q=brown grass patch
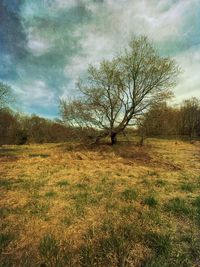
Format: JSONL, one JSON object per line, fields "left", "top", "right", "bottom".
{"left": 0, "top": 138, "right": 200, "bottom": 266}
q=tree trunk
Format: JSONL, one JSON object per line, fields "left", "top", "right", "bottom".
{"left": 111, "top": 133, "right": 117, "bottom": 145}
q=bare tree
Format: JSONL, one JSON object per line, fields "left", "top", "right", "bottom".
{"left": 179, "top": 97, "right": 200, "bottom": 139}
{"left": 60, "top": 36, "right": 180, "bottom": 145}
{"left": 0, "top": 82, "right": 13, "bottom": 108}
{"left": 140, "top": 101, "right": 180, "bottom": 136}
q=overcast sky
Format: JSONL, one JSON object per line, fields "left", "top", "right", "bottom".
{"left": 0, "top": 0, "right": 200, "bottom": 118}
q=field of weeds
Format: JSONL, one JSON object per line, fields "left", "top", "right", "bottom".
{"left": 0, "top": 138, "right": 200, "bottom": 266}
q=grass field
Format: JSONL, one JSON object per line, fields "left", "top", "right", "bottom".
{"left": 0, "top": 138, "right": 200, "bottom": 266}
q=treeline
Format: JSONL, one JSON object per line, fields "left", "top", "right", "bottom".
{"left": 141, "top": 97, "right": 200, "bottom": 138}
{"left": 0, "top": 108, "right": 90, "bottom": 145}
{"left": 0, "top": 97, "right": 199, "bottom": 145}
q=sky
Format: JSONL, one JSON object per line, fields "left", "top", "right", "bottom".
{"left": 0, "top": 0, "right": 200, "bottom": 118}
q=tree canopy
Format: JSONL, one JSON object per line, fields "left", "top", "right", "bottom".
{"left": 60, "top": 36, "right": 180, "bottom": 144}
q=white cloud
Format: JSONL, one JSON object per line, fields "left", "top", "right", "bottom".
{"left": 64, "top": 31, "right": 114, "bottom": 81}
{"left": 18, "top": 0, "right": 200, "bottom": 115}
{"left": 174, "top": 46, "right": 200, "bottom": 101}
{"left": 62, "top": 0, "right": 199, "bottom": 100}
{"left": 14, "top": 80, "right": 55, "bottom": 107}
{"left": 27, "top": 28, "right": 51, "bottom": 56}
{"left": 103, "top": 0, "right": 192, "bottom": 42}
{"left": 54, "top": 0, "right": 77, "bottom": 9}
{"left": 54, "top": 0, "right": 99, "bottom": 11}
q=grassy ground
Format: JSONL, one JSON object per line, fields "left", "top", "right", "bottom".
{"left": 0, "top": 138, "right": 200, "bottom": 266}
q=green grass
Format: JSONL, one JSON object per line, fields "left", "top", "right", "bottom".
{"left": 147, "top": 171, "right": 158, "bottom": 177}
{"left": 144, "top": 196, "right": 158, "bottom": 207}
{"left": 0, "top": 233, "right": 15, "bottom": 253}
{"left": 75, "top": 183, "right": 89, "bottom": 190}
{"left": 39, "top": 234, "right": 58, "bottom": 258}
{"left": 39, "top": 233, "right": 59, "bottom": 266}
{"left": 193, "top": 196, "right": 200, "bottom": 207}
{"left": 20, "top": 179, "right": 46, "bottom": 191}
{"left": 73, "top": 202, "right": 85, "bottom": 217}
{"left": 57, "top": 180, "right": 69, "bottom": 187}
{"left": 154, "top": 179, "right": 167, "bottom": 187}
{"left": 0, "top": 208, "right": 10, "bottom": 219}
{"left": 0, "top": 139, "right": 200, "bottom": 266}
{"left": 140, "top": 209, "right": 162, "bottom": 226}
{"left": 80, "top": 222, "right": 141, "bottom": 266}
{"left": 61, "top": 216, "right": 73, "bottom": 226}
{"left": 193, "top": 196, "right": 200, "bottom": 225}
{"left": 120, "top": 205, "right": 135, "bottom": 216}
{"left": 145, "top": 232, "right": 171, "bottom": 256}
{"left": 0, "top": 179, "right": 12, "bottom": 190}
{"left": 180, "top": 183, "right": 195, "bottom": 192}
{"left": 165, "top": 197, "right": 192, "bottom": 216}
{"left": 26, "top": 199, "right": 50, "bottom": 219}
{"left": 121, "top": 188, "right": 138, "bottom": 201}
{"left": 45, "top": 191, "right": 57, "bottom": 197}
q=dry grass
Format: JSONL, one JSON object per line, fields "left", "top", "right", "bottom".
{"left": 0, "top": 138, "right": 200, "bottom": 266}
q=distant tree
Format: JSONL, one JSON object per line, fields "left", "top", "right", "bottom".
{"left": 0, "top": 108, "right": 19, "bottom": 145}
{"left": 0, "top": 82, "right": 13, "bottom": 108}
{"left": 179, "top": 97, "right": 200, "bottom": 138}
{"left": 23, "top": 115, "right": 48, "bottom": 143}
{"left": 0, "top": 108, "right": 95, "bottom": 145}
{"left": 60, "top": 36, "right": 180, "bottom": 145}
{"left": 21, "top": 115, "right": 77, "bottom": 143}
{"left": 140, "top": 101, "right": 180, "bottom": 136}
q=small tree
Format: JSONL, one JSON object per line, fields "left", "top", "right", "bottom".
{"left": 0, "top": 82, "right": 13, "bottom": 109}
{"left": 60, "top": 36, "right": 180, "bottom": 145}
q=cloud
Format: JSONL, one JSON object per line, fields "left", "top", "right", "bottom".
{"left": 54, "top": 0, "right": 77, "bottom": 9}
{"left": 27, "top": 28, "right": 51, "bottom": 56}
{"left": 0, "top": 0, "right": 200, "bottom": 117}
{"left": 64, "top": 31, "right": 114, "bottom": 80}
{"left": 15, "top": 80, "right": 55, "bottom": 108}
{"left": 0, "top": 1, "right": 29, "bottom": 83}
{"left": 174, "top": 45, "right": 200, "bottom": 101}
